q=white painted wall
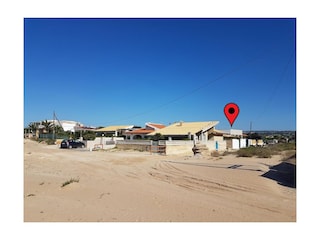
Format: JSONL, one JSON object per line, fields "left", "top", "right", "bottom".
{"left": 232, "top": 139, "right": 240, "bottom": 149}
{"left": 240, "top": 139, "right": 247, "bottom": 148}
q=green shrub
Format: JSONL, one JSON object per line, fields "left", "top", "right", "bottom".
{"left": 255, "top": 148, "right": 272, "bottom": 158}
{"left": 269, "top": 143, "right": 296, "bottom": 152}
{"left": 83, "top": 131, "right": 96, "bottom": 140}
{"left": 152, "top": 133, "right": 166, "bottom": 141}
{"left": 236, "top": 143, "right": 295, "bottom": 158}
{"left": 237, "top": 147, "right": 255, "bottom": 157}
{"left": 236, "top": 146, "right": 272, "bottom": 158}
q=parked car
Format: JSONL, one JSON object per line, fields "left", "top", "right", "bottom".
{"left": 60, "top": 139, "right": 85, "bottom": 149}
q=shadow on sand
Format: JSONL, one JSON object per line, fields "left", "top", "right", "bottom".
{"left": 261, "top": 161, "right": 296, "bottom": 188}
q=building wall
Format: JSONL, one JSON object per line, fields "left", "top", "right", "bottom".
{"left": 116, "top": 140, "right": 152, "bottom": 152}
{"left": 114, "top": 140, "right": 194, "bottom": 155}
{"left": 229, "top": 138, "right": 248, "bottom": 149}
{"left": 257, "top": 139, "right": 264, "bottom": 146}
{"left": 212, "top": 136, "right": 227, "bottom": 151}
{"left": 247, "top": 139, "right": 264, "bottom": 147}
{"left": 232, "top": 139, "right": 240, "bottom": 150}
{"left": 165, "top": 145, "right": 193, "bottom": 155}
{"left": 84, "top": 137, "right": 123, "bottom": 150}
{"left": 164, "top": 139, "right": 228, "bottom": 154}
{"left": 248, "top": 139, "right": 256, "bottom": 146}
{"left": 240, "top": 139, "right": 247, "bottom": 148}
{"left": 164, "top": 140, "right": 194, "bottom": 155}
{"left": 230, "top": 129, "right": 243, "bottom": 136}
{"left": 116, "top": 143, "right": 150, "bottom": 152}
{"left": 206, "top": 140, "right": 227, "bottom": 151}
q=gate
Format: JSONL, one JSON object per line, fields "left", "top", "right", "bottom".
{"left": 149, "top": 141, "right": 166, "bottom": 155}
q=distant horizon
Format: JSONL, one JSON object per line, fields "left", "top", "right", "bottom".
{"left": 24, "top": 115, "right": 296, "bottom": 132}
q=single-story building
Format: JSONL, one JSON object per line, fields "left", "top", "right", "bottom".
{"left": 95, "top": 125, "right": 140, "bottom": 137}
{"left": 47, "top": 119, "right": 84, "bottom": 132}
{"left": 217, "top": 129, "right": 245, "bottom": 150}
{"left": 124, "top": 122, "right": 166, "bottom": 140}
{"left": 148, "top": 121, "right": 219, "bottom": 142}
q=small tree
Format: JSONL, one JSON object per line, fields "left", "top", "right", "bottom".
{"left": 53, "top": 125, "right": 64, "bottom": 134}
{"left": 152, "top": 133, "right": 165, "bottom": 141}
{"left": 54, "top": 125, "right": 67, "bottom": 139}
{"left": 27, "top": 122, "right": 38, "bottom": 134}
{"left": 82, "top": 131, "right": 96, "bottom": 140}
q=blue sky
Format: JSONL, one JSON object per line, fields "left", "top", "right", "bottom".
{"left": 24, "top": 18, "right": 296, "bottom": 130}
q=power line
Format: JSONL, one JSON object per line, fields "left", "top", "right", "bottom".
{"left": 103, "top": 39, "right": 295, "bottom": 126}
{"left": 254, "top": 50, "right": 295, "bottom": 122}
{"left": 104, "top": 52, "right": 265, "bottom": 125}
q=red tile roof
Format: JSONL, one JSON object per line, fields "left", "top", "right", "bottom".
{"left": 125, "top": 123, "right": 166, "bottom": 135}
{"left": 146, "top": 123, "right": 166, "bottom": 129}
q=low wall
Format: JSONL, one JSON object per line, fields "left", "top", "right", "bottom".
{"left": 165, "top": 145, "right": 192, "bottom": 155}
{"left": 112, "top": 140, "right": 229, "bottom": 155}
{"left": 84, "top": 137, "right": 122, "bottom": 150}
{"left": 116, "top": 140, "right": 152, "bottom": 152}
{"left": 116, "top": 144, "right": 150, "bottom": 152}
{"left": 84, "top": 139, "right": 101, "bottom": 149}
{"left": 164, "top": 140, "right": 193, "bottom": 155}
{"left": 164, "top": 140, "right": 228, "bottom": 154}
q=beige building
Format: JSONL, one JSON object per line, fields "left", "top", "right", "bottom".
{"left": 148, "top": 121, "right": 219, "bottom": 142}
{"left": 95, "top": 125, "right": 139, "bottom": 137}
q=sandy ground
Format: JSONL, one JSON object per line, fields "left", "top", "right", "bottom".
{"left": 24, "top": 139, "right": 296, "bottom": 222}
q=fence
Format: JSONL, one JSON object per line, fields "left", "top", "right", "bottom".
{"left": 116, "top": 140, "right": 166, "bottom": 154}
{"left": 117, "top": 140, "right": 153, "bottom": 145}
{"left": 116, "top": 140, "right": 152, "bottom": 152}
{"left": 115, "top": 140, "right": 195, "bottom": 155}
{"left": 148, "top": 145, "right": 166, "bottom": 155}
{"left": 39, "top": 133, "right": 69, "bottom": 139}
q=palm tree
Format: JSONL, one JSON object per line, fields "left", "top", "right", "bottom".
{"left": 53, "top": 125, "right": 64, "bottom": 134}
{"left": 41, "top": 120, "right": 53, "bottom": 133}
{"left": 28, "top": 122, "right": 38, "bottom": 134}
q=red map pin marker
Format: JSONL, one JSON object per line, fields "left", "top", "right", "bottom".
{"left": 224, "top": 103, "right": 240, "bottom": 127}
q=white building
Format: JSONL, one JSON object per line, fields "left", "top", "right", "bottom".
{"left": 49, "top": 119, "right": 84, "bottom": 132}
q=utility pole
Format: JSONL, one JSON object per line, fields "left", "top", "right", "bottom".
{"left": 52, "top": 111, "right": 55, "bottom": 140}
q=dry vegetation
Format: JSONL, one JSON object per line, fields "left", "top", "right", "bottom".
{"left": 236, "top": 143, "right": 296, "bottom": 158}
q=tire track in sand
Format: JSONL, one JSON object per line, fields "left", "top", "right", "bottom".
{"left": 148, "top": 160, "right": 254, "bottom": 194}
